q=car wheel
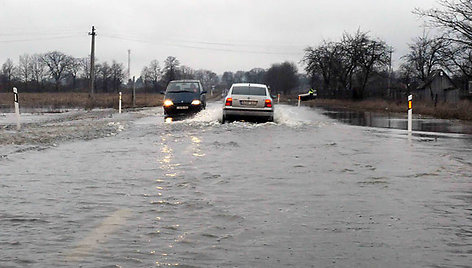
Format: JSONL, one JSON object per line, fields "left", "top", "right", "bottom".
{"left": 268, "top": 116, "right": 274, "bottom": 122}
{"left": 221, "top": 115, "right": 226, "bottom": 124}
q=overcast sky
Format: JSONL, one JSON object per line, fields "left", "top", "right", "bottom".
{"left": 0, "top": 0, "right": 439, "bottom": 76}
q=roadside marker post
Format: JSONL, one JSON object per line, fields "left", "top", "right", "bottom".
{"left": 298, "top": 95, "right": 301, "bottom": 107}
{"left": 119, "top": 92, "right": 122, "bottom": 114}
{"left": 277, "top": 94, "right": 280, "bottom": 104}
{"left": 13, "top": 87, "right": 20, "bottom": 130}
{"left": 408, "top": 94, "right": 412, "bottom": 133}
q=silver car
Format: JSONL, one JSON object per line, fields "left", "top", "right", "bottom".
{"left": 222, "top": 83, "right": 274, "bottom": 123}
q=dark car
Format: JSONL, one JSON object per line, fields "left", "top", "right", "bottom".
{"left": 163, "top": 80, "right": 207, "bottom": 120}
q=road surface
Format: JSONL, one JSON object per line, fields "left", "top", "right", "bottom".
{"left": 1, "top": 102, "right": 472, "bottom": 267}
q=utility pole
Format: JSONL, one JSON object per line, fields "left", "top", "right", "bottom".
{"left": 387, "top": 47, "right": 393, "bottom": 99}
{"left": 132, "top": 76, "right": 136, "bottom": 107}
{"left": 89, "top": 26, "right": 96, "bottom": 98}
{"left": 127, "top": 49, "right": 131, "bottom": 81}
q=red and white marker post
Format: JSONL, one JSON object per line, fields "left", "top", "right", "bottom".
{"left": 119, "top": 92, "right": 122, "bottom": 114}
{"left": 408, "top": 94, "right": 412, "bottom": 133}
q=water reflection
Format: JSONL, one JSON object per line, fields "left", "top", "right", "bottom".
{"left": 191, "top": 135, "right": 205, "bottom": 157}
{"left": 322, "top": 108, "right": 472, "bottom": 135}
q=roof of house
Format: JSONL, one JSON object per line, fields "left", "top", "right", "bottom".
{"left": 415, "top": 69, "right": 457, "bottom": 91}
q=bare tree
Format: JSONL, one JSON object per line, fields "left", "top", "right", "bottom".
{"left": 180, "top": 65, "right": 195, "bottom": 80}
{"left": 398, "top": 62, "right": 417, "bottom": 91}
{"left": 66, "top": 58, "right": 82, "bottom": 90}
{"left": 141, "top": 66, "right": 150, "bottom": 90}
{"left": 41, "top": 51, "right": 74, "bottom": 91}
{"left": 30, "top": 54, "right": 47, "bottom": 90}
{"left": 439, "top": 42, "right": 472, "bottom": 80}
{"left": 338, "top": 33, "right": 361, "bottom": 92}
{"left": 97, "top": 62, "right": 112, "bottom": 93}
{"left": 244, "top": 68, "right": 266, "bottom": 84}
{"left": 234, "top": 71, "right": 246, "bottom": 83}
{"left": 265, "top": 62, "right": 299, "bottom": 95}
{"left": 303, "top": 33, "right": 364, "bottom": 97}
{"left": 79, "top": 57, "right": 91, "bottom": 80}
{"left": 163, "top": 56, "right": 180, "bottom": 84}
{"left": 221, "top": 71, "right": 234, "bottom": 88}
{"left": 195, "top": 69, "right": 218, "bottom": 89}
{"left": 110, "top": 61, "right": 125, "bottom": 92}
{"left": 18, "top": 54, "right": 32, "bottom": 88}
{"left": 416, "top": 0, "right": 472, "bottom": 47}
{"left": 303, "top": 40, "right": 349, "bottom": 96}
{"left": 303, "top": 30, "right": 390, "bottom": 99}
{"left": 353, "top": 33, "right": 390, "bottom": 99}
{"left": 402, "top": 32, "right": 446, "bottom": 82}
{"left": 416, "top": 0, "right": 472, "bottom": 87}
{"left": 142, "top": 60, "right": 162, "bottom": 90}
{"left": 1, "top": 58, "right": 17, "bottom": 88}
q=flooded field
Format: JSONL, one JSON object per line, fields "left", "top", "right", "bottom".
{"left": 322, "top": 107, "right": 472, "bottom": 135}
{"left": 1, "top": 102, "right": 472, "bottom": 267}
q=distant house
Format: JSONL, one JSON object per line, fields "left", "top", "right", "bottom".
{"left": 413, "top": 70, "right": 460, "bottom": 104}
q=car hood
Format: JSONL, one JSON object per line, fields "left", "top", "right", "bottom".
{"left": 165, "top": 92, "right": 200, "bottom": 103}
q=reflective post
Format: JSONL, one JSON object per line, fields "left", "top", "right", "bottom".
{"left": 408, "top": 94, "right": 412, "bottom": 133}
{"left": 13, "top": 87, "right": 20, "bottom": 130}
{"left": 119, "top": 92, "right": 122, "bottom": 114}
{"left": 298, "top": 95, "right": 301, "bottom": 107}
{"left": 277, "top": 94, "right": 280, "bottom": 104}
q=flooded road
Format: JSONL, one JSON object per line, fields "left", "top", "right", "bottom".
{"left": 1, "top": 102, "right": 472, "bottom": 267}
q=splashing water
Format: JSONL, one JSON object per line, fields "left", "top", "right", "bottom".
{"left": 176, "top": 102, "right": 330, "bottom": 128}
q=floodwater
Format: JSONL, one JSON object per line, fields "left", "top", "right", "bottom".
{"left": 1, "top": 102, "right": 472, "bottom": 267}
{"left": 321, "top": 107, "right": 472, "bottom": 135}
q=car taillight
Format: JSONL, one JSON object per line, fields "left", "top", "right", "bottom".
{"left": 225, "top": 98, "right": 233, "bottom": 106}
{"left": 265, "top": 99, "right": 272, "bottom": 108}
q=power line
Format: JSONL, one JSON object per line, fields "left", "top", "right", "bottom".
{"left": 0, "top": 31, "right": 85, "bottom": 37}
{"left": 162, "top": 42, "right": 303, "bottom": 56}
{"left": 0, "top": 28, "right": 305, "bottom": 55}
{"left": 102, "top": 32, "right": 307, "bottom": 49}
{"left": 0, "top": 34, "right": 84, "bottom": 43}
{"left": 100, "top": 34, "right": 303, "bottom": 56}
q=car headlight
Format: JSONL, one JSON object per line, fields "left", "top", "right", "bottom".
{"left": 163, "top": 100, "right": 174, "bottom": 107}
{"left": 191, "top": 100, "right": 201, "bottom": 105}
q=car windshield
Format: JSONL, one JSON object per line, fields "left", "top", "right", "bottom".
{"left": 231, "top": 86, "right": 267, "bottom": 96}
{"left": 166, "top": 82, "right": 200, "bottom": 93}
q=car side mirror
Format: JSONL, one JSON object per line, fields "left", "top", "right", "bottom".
{"left": 201, "top": 91, "right": 207, "bottom": 94}
{"left": 160, "top": 91, "right": 165, "bottom": 95}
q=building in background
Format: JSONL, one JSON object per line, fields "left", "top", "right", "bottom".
{"left": 413, "top": 70, "right": 460, "bottom": 104}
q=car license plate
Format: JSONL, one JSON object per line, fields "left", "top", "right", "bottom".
{"left": 240, "top": 100, "right": 257, "bottom": 106}
{"left": 176, "top": 106, "right": 189, "bottom": 110}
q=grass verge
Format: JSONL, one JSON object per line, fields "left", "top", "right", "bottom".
{"left": 309, "top": 99, "right": 472, "bottom": 121}
{"left": 0, "top": 92, "right": 163, "bottom": 110}
{"left": 279, "top": 96, "right": 472, "bottom": 121}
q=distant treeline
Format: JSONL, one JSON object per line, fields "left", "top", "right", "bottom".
{"left": 303, "top": 0, "right": 472, "bottom": 100}
{"left": 0, "top": 52, "right": 307, "bottom": 96}
{"left": 1, "top": 0, "right": 471, "bottom": 101}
